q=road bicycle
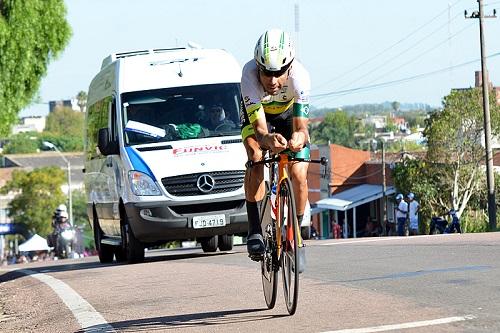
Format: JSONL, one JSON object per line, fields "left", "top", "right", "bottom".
{"left": 247, "top": 150, "right": 327, "bottom": 315}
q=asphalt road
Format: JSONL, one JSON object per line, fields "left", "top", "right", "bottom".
{"left": 1, "top": 232, "right": 499, "bottom": 333}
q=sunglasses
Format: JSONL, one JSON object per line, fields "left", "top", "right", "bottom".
{"left": 259, "top": 63, "right": 291, "bottom": 78}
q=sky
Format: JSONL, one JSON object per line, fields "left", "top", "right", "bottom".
{"left": 20, "top": 0, "right": 500, "bottom": 117}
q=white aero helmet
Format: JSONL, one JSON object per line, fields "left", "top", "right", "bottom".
{"left": 254, "top": 29, "right": 295, "bottom": 73}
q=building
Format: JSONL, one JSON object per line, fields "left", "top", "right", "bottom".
{"left": 308, "top": 144, "right": 399, "bottom": 239}
{"left": 11, "top": 116, "right": 46, "bottom": 134}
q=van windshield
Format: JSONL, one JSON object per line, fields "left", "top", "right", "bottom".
{"left": 121, "top": 83, "right": 241, "bottom": 146}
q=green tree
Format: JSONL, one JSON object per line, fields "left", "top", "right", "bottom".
{"left": 310, "top": 110, "right": 357, "bottom": 147}
{"left": 0, "top": 1, "right": 72, "bottom": 136}
{"left": 393, "top": 88, "right": 500, "bottom": 231}
{"left": 2, "top": 132, "right": 40, "bottom": 154}
{"left": 391, "top": 101, "right": 400, "bottom": 113}
{"left": 0, "top": 167, "right": 66, "bottom": 236}
{"left": 424, "top": 88, "right": 499, "bottom": 216}
{"left": 45, "top": 106, "right": 84, "bottom": 137}
{"left": 76, "top": 91, "right": 88, "bottom": 113}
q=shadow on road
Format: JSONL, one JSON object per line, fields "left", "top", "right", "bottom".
{"left": 76, "top": 308, "right": 287, "bottom": 332}
{"left": 0, "top": 250, "right": 240, "bottom": 283}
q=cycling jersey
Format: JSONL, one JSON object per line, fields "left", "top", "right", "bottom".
{"left": 240, "top": 59, "right": 311, "bottom": 141}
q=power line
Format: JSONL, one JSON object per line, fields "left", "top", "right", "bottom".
{"left": 311, "top": 51, "right": 500, "bottom": 99}
{"left": 315, "top": 11, "right": 465, "bottom": 104}
{"left": 313, "top": 0, "right": 466, "bottom": 91}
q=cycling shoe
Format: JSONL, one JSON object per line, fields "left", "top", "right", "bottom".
{"left": 247, "top": 233, "right": 265, "bottom": 260}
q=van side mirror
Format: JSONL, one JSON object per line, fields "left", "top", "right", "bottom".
{"left": 97, "top": 128, "right": 119, "bottom": 155}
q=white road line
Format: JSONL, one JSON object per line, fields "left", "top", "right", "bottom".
{"left": 321, "top": 315, "right": 476, "bottom": 333}
{"left": 19, "top": 269, "right": 115, "bottom": 333}
{"left": 318, "top": 234, "right": 450, "bottom": 246}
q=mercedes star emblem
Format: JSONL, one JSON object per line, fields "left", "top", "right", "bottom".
{"left": 197, "top": 174, "right": 215, "bottom": 193}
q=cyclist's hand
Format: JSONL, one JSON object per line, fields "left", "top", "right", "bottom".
{"left": 265, "top": 133, "right": 287, "bottom": 154}
{"left": 288, "top": 131, "right": 306, "bottom": 152}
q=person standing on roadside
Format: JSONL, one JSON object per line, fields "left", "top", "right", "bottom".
{"left": 395, "top": 194, "right": 408, "bottom": 236}
{"left": 407, "top": 192, "right": 420, "bottom": 235}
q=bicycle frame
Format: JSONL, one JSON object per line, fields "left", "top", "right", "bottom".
{"left": 272, "top": 153, "right": 296, "bottom": 260}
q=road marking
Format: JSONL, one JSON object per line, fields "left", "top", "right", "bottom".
{"left": 18, "top": 269, "right": 115, "bottom": 333}
{"left": 318, "top": 234, "right": 451, "bottom": 246}
{"left": 321, "top": 315, "right": 476, "bottom": 333}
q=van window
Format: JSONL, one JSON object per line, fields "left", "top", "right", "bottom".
{"left": 86, "top": 96, "right": 112, "bottom": 159}
{"left": 121, "top": 83, "right": 241, "bottom": 145}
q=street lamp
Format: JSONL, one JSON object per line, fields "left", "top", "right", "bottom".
{"left": 43, "top": 141, "right": 72, "bottom": 225}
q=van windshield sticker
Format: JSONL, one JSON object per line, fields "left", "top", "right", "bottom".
{"left": 125, "top": 120, "right": 165, "bottom": 139}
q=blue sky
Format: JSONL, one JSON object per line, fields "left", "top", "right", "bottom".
{"left": 21, "top": 0, "right": 500, "bottom": 117}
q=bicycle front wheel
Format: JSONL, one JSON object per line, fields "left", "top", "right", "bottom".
{"left": 260, "top": 182, "right": 278, "bottom": 309}
{"left": 279, "top": 177, "right": 299, "bottom": 315}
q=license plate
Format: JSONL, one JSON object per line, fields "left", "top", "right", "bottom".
{"left": 193, "top": 214, "right": 226, "bottom": 229}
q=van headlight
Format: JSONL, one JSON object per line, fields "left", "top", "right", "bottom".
{"left": 129, "top": 171, "right": 161, "bottom": 196}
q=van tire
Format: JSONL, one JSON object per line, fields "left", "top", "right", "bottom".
{"left": 126, "top": 224, "right": 145, "bottom": 264}
{"left": 218, "top": 234, "right": 233, "bottom": 251}
{"left": 200, "top": 236, "right": 218, "bottom": 252}
{"left": 93, "top": 208, "right": 114, "bottom": 263}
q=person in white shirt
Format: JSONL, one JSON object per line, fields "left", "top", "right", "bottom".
{"left": 407, "top": 192, "right": 420, "bottom": 235}
{"left": 395, "top": 193, "right": 408, "bottom": 236}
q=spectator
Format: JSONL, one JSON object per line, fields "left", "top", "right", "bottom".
{"left": 395, "top": 193, "right": 408, "bottom": 236}
{"left": 407, "top": 192, "right": 420, "bottom": 235}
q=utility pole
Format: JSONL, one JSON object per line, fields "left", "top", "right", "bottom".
{"left": 465, "top": 1, "right": 497, "bottom": 230}
{"left": 382, "top": 140, "right": 388, "bottom": 235}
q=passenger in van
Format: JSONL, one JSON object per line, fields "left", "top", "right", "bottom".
{"left": 240, "top": 29, "right": 311, "bottom": 272}
{"left": 207, "top": 106, "right": 235, "bottom": 130}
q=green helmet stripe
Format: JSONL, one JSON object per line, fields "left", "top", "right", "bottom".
{"left": 263, "top": 31, "right": 270, "bottom": 64}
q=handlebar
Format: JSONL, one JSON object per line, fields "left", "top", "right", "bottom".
{"left": 246, "top": 154, "right": 328, "bottom": 168}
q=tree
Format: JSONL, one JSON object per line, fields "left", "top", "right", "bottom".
{"left": 76, "top": 90, "right": 87, "bottom": 113}
{"left": 391, "top": 101, "right": 400, "bottom": 113}
{"left": 424, "top": 88, "right": 499, "bottom": 216}
{"left": 45, "top": 106, "right": 84, "bottom": 137}
{"left": 310, "top": 110, "right": 357, "bottom": 147}
{"left": 2, "top": 132, "right": 40, "bottom": 154}
{"left": 0, "top": 1, "right": 72, "bottom": 136}
{"left": 393, "top": 88, "right": 500, "bottom": 230}
{"left": 0, "top": 167, "right": 66, "bottom": 236}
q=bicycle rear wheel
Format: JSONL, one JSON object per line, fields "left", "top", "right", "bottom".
{"left": 260, "top": 182, "right": 278, "bottom": 309}
{"left": 280, "top": 177, "right": 299, "bottom": 315}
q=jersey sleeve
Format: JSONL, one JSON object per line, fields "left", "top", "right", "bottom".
{"left": 241, "top": 61, "right": 265, "bottom": 123}
{"left": 291, "top": 62, "right": 311, "bottom": 118}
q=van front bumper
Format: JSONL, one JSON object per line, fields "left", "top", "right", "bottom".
{"left": 124, "top": 199, "right": 248, "bottom": 243}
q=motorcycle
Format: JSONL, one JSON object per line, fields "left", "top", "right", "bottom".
{"left": 429, "top": 210, "right": 462, "bottom": 234}
{"left": 54, "top": 222, "right": 75, "bottom": 258}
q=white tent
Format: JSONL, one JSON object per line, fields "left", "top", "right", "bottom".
{"left": 18, "top": 234, "right": 50, "bottom": 252}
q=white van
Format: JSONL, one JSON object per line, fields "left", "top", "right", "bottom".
{"left": 84, "top": 47, "right": 248, "bottom": 264}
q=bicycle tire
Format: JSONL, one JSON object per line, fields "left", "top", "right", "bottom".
{"left": 260, "top": 181, "right": 278, "bottom": 309}
{"left": 279, "top": 177, "right": 299, "bottom": 315}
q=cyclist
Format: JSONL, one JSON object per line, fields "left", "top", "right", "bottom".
{"left": 240, "top": 29, "right": 311, "bottom": 271}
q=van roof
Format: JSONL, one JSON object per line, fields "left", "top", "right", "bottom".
{"left": 101, "top": 47, "right": 188, "bottom": 69}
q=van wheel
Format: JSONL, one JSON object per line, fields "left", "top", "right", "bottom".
{"left": 93, "top": 209, "right": 114, "bottom": 263}
{"left": 200, "top": 236, "right": 218, "bottom": 252}
{"left": 218, "top": 234, "right": 233, "bottom": 251}
{"left": 118, "top": 208, "right": 145, "bottom": 264}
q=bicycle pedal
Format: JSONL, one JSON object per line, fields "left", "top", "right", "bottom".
{"left": 248, "top": 253, "right": 264, "bottom": 262}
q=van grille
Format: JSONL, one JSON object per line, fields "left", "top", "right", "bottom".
{"left": 161, "top": 170, "right": 245, "bottom": 196}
